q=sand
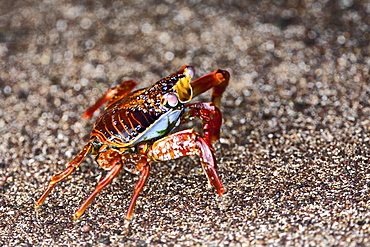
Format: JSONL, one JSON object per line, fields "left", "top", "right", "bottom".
{"left": 0, "top": 0, "right": 369, "bottom": 246}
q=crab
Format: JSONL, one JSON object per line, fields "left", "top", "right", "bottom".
{"left": 35, "top": 65, "right": 230, "bottom": 220}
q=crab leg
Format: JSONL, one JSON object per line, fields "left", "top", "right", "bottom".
{"left": 126, "top": 163, "right": 150, "bottom": 220}
{"left": 35, "top": 142, "right": 93, "bottom": 208}
{"left": 83, "top": 80, "right": 137, "bottom": 119}
{"left": 182, "top": 102, "right": 222, "bottom": 146}
{"left": 190, "top": 69, "right": 230, "bottom": 108}
{"left": 74, "top": 161, "right": 123, "bottom": 220}
{"left": 147, "top": 129, "right": 225, "bottom": 197}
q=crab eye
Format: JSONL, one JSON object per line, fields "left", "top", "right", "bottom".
{"left": 161, "top": 93, "right": 179, "bottom": 108}
{"left": 184, "top": 66, "right": 194, "bottom": 79}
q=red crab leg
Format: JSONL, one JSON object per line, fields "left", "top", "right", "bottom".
{"left": 182, "top": 102, "right": 222, "bottom": 146}
{"left": 83, "top": 80, "right": 137, "bottom": 119}
{"left": 147, "top": 129, "right": 225, "bottom": 197}
{"left": 190, "top": 69, "right": 230, "bottom": 108}
{"left": 74, "top": 161, "right": 123, "bottom": 220}
{"left": 35, "top": 142, "right": 93, "bottom": 208}
{"left": 126, "top": 163, "right": 150, "bottom": 220}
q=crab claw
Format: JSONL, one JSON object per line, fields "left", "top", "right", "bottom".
{"left": 195, "top": 136, "right": 225, "bottom": 196}
{"left": 147, "top": 129, "right": 225, "bottom": 196}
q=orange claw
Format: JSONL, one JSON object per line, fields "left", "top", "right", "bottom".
{"left": 147, "top": 129, "right": 225, "bottom": 197}
{"left": 181, "top": 102, "right": 222, "bottom": 147}
{"left": 196, "top": 136, "right": 225, "bottom": 196}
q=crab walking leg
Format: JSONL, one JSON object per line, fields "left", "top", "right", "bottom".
{"left": 74, "top": 161, "right": 123, "bottom": 220}
{"left": 147, "top": 129, "right": 225, "bottom": 197}
{"left": 190, "top": 69, "right": 230, "bottom": 108}
{"left": 126, "top": 163, "right": 150, "bottom": 220}
{"left": 182, "top": 102, "right": 222, "bottom": 146}
{"left": 82, "top": 80, "right": 137, "bottom": 119}
{"left": 35, "top": 142, "right": 93, "bottom": 208}
{"left": 195, "top": 136, "right": 225, "bottom": 196}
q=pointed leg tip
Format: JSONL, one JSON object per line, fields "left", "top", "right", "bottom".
{"left": 217, "top": 187, "right": 226, "bottom": 197}
{"left": 73, "top": 212, "right": 82, "bottom": 221}
{"left": 34, "top": 199, "right": 44, "bottom": 209}
{"left": 126, "top": 213, "right": 133, "bottom": 221}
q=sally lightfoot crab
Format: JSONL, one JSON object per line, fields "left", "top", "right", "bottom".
{"left": 35, "top": 65, "right": 230, "bottom": 220}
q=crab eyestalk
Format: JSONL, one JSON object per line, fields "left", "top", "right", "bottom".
{"left": 173, "top": 66, "right": 194, "bottom": 103}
